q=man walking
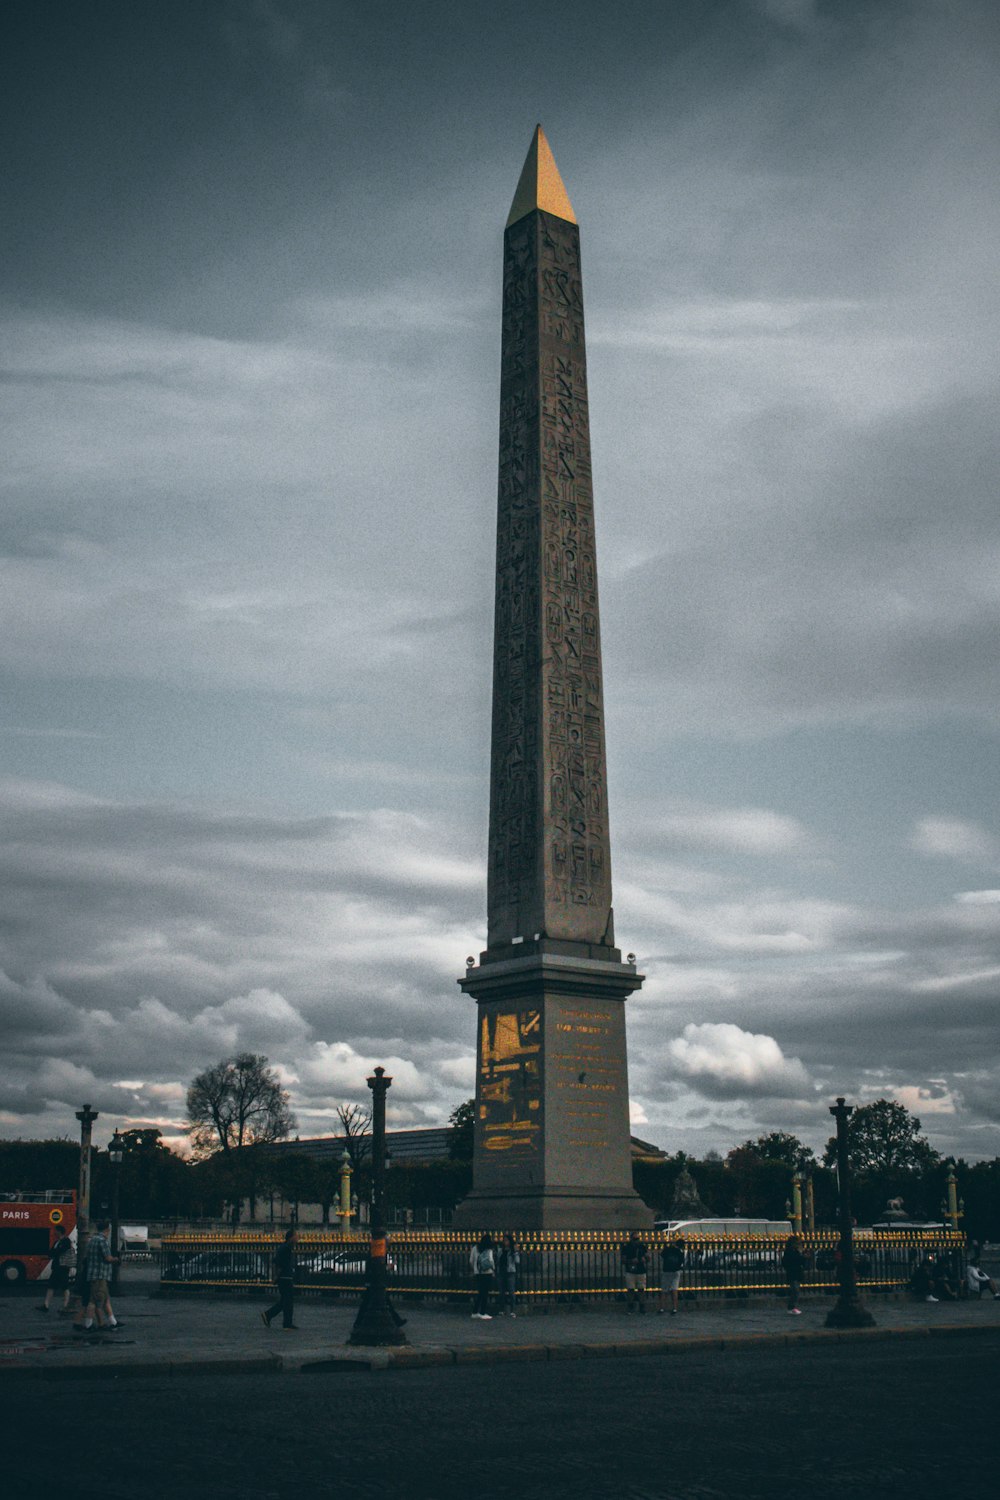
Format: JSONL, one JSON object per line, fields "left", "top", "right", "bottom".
{"left": 74, "top": 1219, "right": 121, "bottom": 1332}
{"left": 261, "top": 1228, "right": 299, "bottom": 1330}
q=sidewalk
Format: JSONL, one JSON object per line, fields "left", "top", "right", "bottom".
{"left": 3, "top": 1286, "right": 999, "bottom": 1381}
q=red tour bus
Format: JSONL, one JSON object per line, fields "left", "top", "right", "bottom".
{"left": 0, "top": 1191, "right": 77, "bottom": 1286}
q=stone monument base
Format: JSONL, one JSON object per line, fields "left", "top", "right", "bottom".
{"left": 452, "top": 1183, "right": 652, "bottom": 1231}
{"left": 456, "top": 948, "right": 652, "bottom": 1232}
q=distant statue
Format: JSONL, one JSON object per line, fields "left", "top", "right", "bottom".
{"left": 670, "top": 1166, "right": 710, "bottom": 1220}
{"left": 881, "top": 1196, "right": 909, "bottom": 1223}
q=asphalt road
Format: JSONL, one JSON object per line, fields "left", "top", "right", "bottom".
{"left": 6, "top": 1331, "right": 997, "bottom": 1499}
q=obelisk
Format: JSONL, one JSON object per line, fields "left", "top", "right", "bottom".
{"left": 455, "top": 127, "right": 650, "bottom": 1229}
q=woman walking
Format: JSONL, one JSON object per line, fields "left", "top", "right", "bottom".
{"left": 470, "top": 1232, "right": 496, "bottom": 1319}
{"left": 781, "top": 1233, "right": 806, "bottom": 1315}
{"left": 497, "top": 1233, "right": 520, "bottom": 1317}
{"left": 38, "top": 1225, "right": 75, "bottom": 1314}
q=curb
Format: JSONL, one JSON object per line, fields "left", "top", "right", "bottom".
{"left": 1, "top": 1321, "right": 997, "bottom": 1382}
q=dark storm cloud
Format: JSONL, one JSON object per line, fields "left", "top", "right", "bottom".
{"left": 1, "top": 1, "right": 998, "bottom": 1155}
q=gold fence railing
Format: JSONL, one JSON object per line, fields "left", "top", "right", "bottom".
{"left": 159, "top": 1228, "right": 965, "bottom": 1302}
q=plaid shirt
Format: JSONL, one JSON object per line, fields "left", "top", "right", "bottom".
{"left": 84, "top": 1232, "right": 112, "bottom": 1279}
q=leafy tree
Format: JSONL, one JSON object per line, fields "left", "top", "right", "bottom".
{"left": 186, "top": 1053, "right": 295, "bottom": 1158}
{"left": 93, "top": 1127, "right": 191, "bottom": 1219}
{"left": 267, "top": 1151, "right": 320, "bottom": 1222}
{"left": 0, "top": 1138, "right": 78, "bottom": 1191}
{"left": 447, "top": 1099, "right": 476, "bottom": 1163}
{"left": 822, "top": 1099, "right": 939, "bottom": 1176}
{"left": 731, "top": 1132, "right": 816, "bottom": 1171}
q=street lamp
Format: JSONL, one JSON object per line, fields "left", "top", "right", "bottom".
{"left": 73, "top": 1104, "right": 99, "bottom": 1311}
{"left": 108, "top": 1129, "right": 124, "bottom": 1287}
{"left": 338, "top": 1150, "right": 353, "bottom": 1231}
{"left": 824, "top": 1097, "right": 876, "bottom": 1329}
{"left": 349, "top": 1067, "right": 407, "bottom": 1347}
{"left": 943, "top": 1164, "right": 963, "bottom": 1235}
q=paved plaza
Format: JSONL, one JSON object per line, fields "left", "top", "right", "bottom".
{"left": 2, "top": 1273, "right": 998, "bottom": 1379}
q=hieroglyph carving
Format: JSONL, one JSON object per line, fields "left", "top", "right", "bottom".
{"left": 488, "top": 211, "right": 612, "bottom": 949}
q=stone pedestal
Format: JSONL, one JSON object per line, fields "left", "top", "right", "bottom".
{"left": 453, "top": 946, "right": 651, "bottom": 1229}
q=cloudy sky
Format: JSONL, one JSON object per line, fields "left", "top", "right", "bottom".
{"left": 2, "top": 0, "right": 998, "bottom": 1163}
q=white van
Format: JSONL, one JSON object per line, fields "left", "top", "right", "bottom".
{"left": 652, "top": 1217, "right": 791, "bottom": 1236}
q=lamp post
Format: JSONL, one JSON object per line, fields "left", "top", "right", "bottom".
{"left": 791, "top": 1172, "right": 804, "bottom": 1234}
{"left": 824, "top": 1097, "right": 876, "bottom": 1329}
{"left": 108, "top": 1129, "right": 124, "bottom": 1287}
{"left": 338, "top": 1150, "right": 353, "bottom": 1231}
{"left": 944, "top": 1165, "right": 962, "bottom": 1235}
{"left": 72, "top": 1104, "right": 99, "bottom": 1312}
{"left": 805, "top": 1174, "right": 816, "bottom": 1233}
{"left": 349, "top": 1067, "right": 407, "bottom": 1346}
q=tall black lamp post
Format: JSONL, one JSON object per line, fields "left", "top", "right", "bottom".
{"left": 349, "top": 1067, "right": 407, "bottom": 1346}
{"left": 73, "top": 1103, "right": 99, "bottom": 1308}
{"left": 824, "top": 1097, "right": 876, "bottom": 1328}
{"left": 108, "top": 1129, "right": 124, "bottom": 1287}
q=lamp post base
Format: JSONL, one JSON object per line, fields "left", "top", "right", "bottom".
{"left": 348, "top": 1307, "right": 408, "bottom": 1347}
{"left": 825, "top": 1297, "right": 877, "bottom": 1329}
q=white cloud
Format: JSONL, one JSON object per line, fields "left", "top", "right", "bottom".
{"left": 639, "top": 805, "right": 815, "bottom": 857}
{"left": 911, "top": 817, "right": 997, "bottom": 862}
{"left": 892, "top": 1084, "right": 956, "bottom": 1117}
{"left": 665, "top": 1022, "right": 814, "bottom": 1101}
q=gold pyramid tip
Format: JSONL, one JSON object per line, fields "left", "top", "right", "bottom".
{"left": 506, "top": 125, "right": 577, "bottom": 228}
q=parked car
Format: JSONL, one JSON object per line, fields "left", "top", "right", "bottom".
{"left": 163, "top": 1249, "right": 271, "bottom": 1282}
{"left": 298, "top": 1248, "right": 395, "bottom": 1283}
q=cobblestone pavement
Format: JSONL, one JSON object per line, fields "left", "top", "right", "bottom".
{"left": 1, "top": 1331, "right": 996, "bottom": 1500}
{"left": 1, "top": 1276, "right": 998, "bottom": 1377}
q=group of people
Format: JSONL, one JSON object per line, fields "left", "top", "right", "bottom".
{"left": 36, "top": 1218, "right": 123, "bottom": 1333}
{"left": 469, "top": 1232, "right": 520, "bottom": 1318}
{"left": 244, "top": 1226, "right": 998, "bottom": 1329}
{"left": 621, "top": 1231, "right": 685, "bottom": 1314}
{"left": 909, "top": 1251, "right": 999, "bottom": 1303}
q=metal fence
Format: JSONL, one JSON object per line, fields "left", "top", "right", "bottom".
{"left": 159, "top": 1228, "right": 965, "bottom": 1303}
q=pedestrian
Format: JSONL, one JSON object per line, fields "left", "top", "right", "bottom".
{"left": 622, "top": 1231, "right": 649, "bottom": 1313}
{"left": 38, "top": 1226, "right": 75, "bottom": 1314}
{"left": 966, "top": 1259, "right": 1000, "bottom": 1299}
{"left": 910, "top": 1254, "right": 937, "bottom": 1302}
{"left": 470, "top": 1232, "right": 496, "bottom": 1319}
{"left": 781, "top": 1233, "right": 806, "bottom": 1315}
{"left": 497, "top": 1233, "right": 520, "bottom": 1317}
{"left": 930, "top": 1253, "right": 958, "bottom": 1301}
{"left": 261, "top": 1227, "right": 299, "bottom": 1330}
{"left": 657, "top": 1235, "right": 685, "bottom": 1316}
{"left": 73, "top": 1219, "right": 121, "bottom": 1332}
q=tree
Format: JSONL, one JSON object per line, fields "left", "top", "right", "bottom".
{"left": 267, "top": 1152, "right": 321, "bottom": 1224}
{"left": 104, "top": 1127, "right": 191, "bottom": 1219}
{"left": 186, "top": 1054, "right": 295, "bottom": 1224}
{"left": 186, "top": 1053, "right": 295, "bottom": 1158}
{"left": 822, "top": 1099, "right": 940, "bottom": 1177}
{"left": 447, "top": 1099, "right": 476, "bottom": 1163}
{"left": 732, "top": 1132, "right": 816, "bottom": 1171}
{"left": 336, "top": 1102, "right": 372, "bottom": 1170}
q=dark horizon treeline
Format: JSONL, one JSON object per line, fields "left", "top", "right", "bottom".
{"left": 2, "top": 1132, "right": 999, "bottom": 1239}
